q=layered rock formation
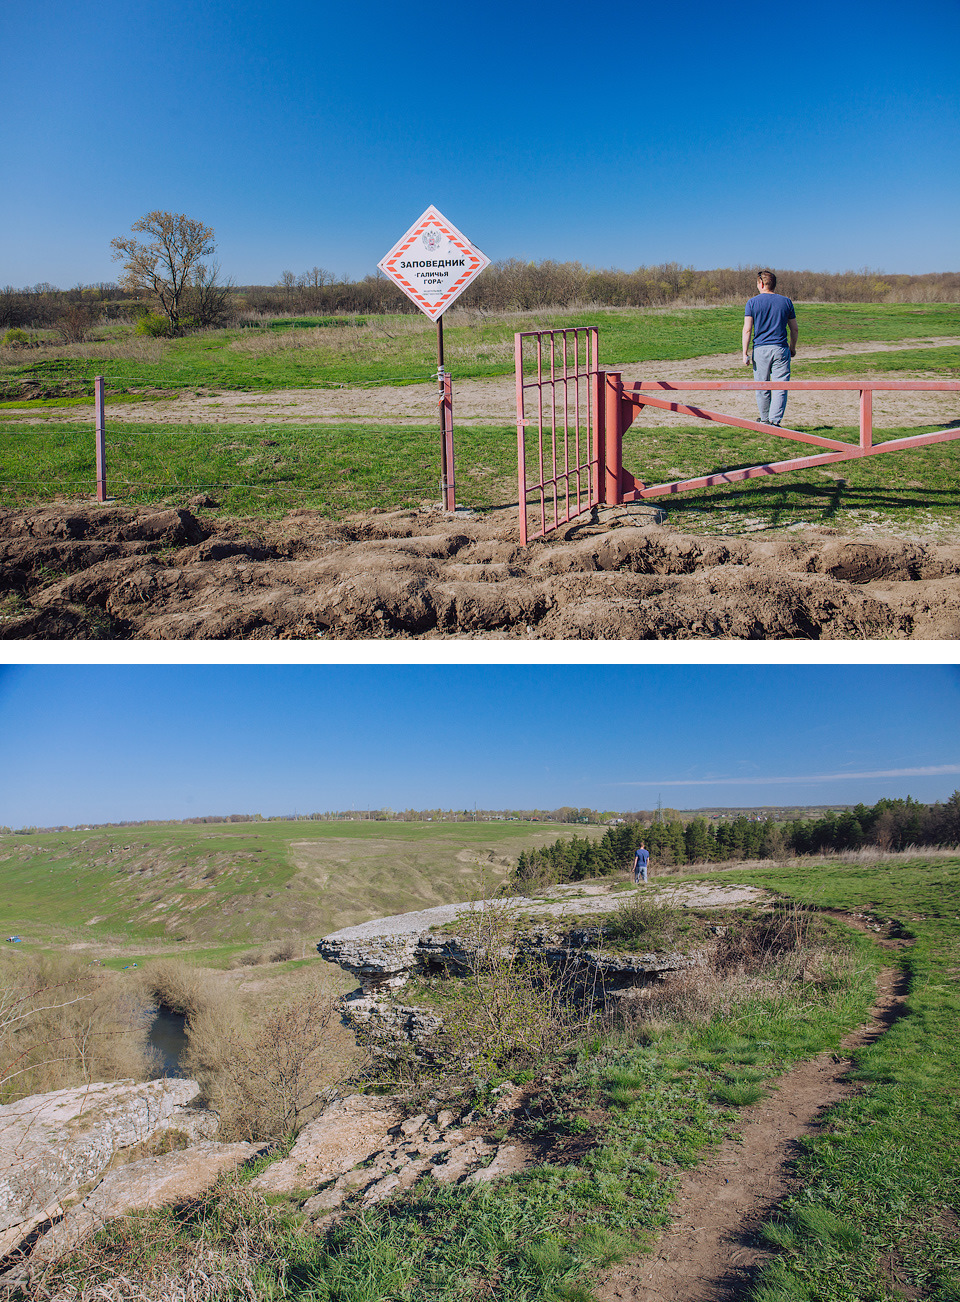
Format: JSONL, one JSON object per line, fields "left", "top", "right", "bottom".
{"left": 251, "top": 1086, "right": 531, "bottom": 1219}
{"left": 319, "top": 917, "right": 710, "bottom": 1062}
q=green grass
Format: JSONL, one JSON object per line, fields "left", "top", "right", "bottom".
{"left": 800, "top": 345, "right": 960, "bottom": 377}
{"left": 2, "top": 302, "right": 958, "bottom": 401}
{"left": 2, "top": 301, "right": 957, "bottom": 532}
{"left": 3, "top": 414, "right": 959, "bottom": 535}
{"left": 619, "top": 421, "right": 960, "bottom": 537}
{"left": 717, "top": 856, "right": 960, "bottom": 1302}
{"left": 0, "top": 819, "right": 603, "bottom": 950}
{"left": 0, "top": 420, "right": 520, "bottom": 517}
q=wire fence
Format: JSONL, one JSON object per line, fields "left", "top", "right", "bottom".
{"left": 4, "top": 359, "right": 439, "bottom": 391}
{"left": 0, "top": 376, "right": 508, "bottom": 516}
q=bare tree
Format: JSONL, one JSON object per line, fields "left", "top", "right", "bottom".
{"left": 185, "top": 261, "right": 235, "bottom": 329}
{"left": 111, "top": 211, "right": 216, "bottom": 336}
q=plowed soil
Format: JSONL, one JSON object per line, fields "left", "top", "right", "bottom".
{"left": 2, "top": 502, "right": 960, "bottom": 639}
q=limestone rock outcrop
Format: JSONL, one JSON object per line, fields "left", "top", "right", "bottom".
{"left": 251, "top": 1091, "right": 531, "bottom": 1217}
{"left": 0, "top": 1078, "right": 215, "bottom": 1260}
{"left": 252, "top": 1095, "right": 403, "bottom": 1195}
{"left": 319, "top": 919, "right": 709, "bottom": 1063}
{"left": 27, "top": 1141, "right": 263, "bottom": 1264}
{"left": 319, "top": 924, "right": 707, "bottom": 998}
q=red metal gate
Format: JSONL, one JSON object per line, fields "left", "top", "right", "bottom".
{"left": 516, "top": 327, "right": 960, "bottom": 537}
{"left": 515, "top": 326, "right": 600, "bottom": 544}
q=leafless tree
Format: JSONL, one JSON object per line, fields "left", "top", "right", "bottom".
{"left": 185, "top": 261, "right": 235, "bottom": 329}
{"left": 111, "top": 211, "right": 216, "bottom": 336}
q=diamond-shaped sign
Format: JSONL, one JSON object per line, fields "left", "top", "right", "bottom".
{"left": 377, "top": 207, "right": 490, "bottom": 320}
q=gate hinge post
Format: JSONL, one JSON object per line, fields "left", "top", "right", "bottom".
{"left": 604, "top": 371, "right": 624, "bottom": 505}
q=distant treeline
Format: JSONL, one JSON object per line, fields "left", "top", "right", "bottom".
{"left": 5, "top": 798, "right": 955, "bottom": 842}
{"left": 513, "top": 794, "right": 960, "bottom": 888}
{"left": 254, "top": 263, "right": 960, "bottom": 316}
{"left": 3, "top": 262, "right": 959, "bottom": 333}
{"left": 1, "top": 806, "right": 641, "bottom": 835}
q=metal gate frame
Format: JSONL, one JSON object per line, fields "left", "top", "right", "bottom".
{"left": 515, "top": 326, "right": 600, "bottom": 544}
{"left": 516, "top": 327, "right": 960, "bottom": 538}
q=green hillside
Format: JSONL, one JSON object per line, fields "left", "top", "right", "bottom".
{"left": 0, "top": 819, "right": 604, "bottom": 952}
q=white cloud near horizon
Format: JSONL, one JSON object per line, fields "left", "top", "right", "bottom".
{"left": 616, "top": 765, "right": 960, "bottom": 787}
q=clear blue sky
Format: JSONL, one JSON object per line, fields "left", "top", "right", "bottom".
{"left": 1, "top": 665, "right": 957, "bottom": 826}
{"left": 3, "top": 0, "right": 958, "bottom": 287}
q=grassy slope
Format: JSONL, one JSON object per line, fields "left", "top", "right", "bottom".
{"left": 0, "top": 820, "right": 603, "bottom": 955}
{"left": 19, "top": 854, "right": 960, "bottom": 1302}
{"left": 283, "top": 856, "right": 960, "bottom": 1302}
{"left": 730, "top": 855, "right": 960, "bottom": 1302}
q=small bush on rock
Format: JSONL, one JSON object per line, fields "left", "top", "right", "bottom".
{"left": 426, "top": 902, "right": 599, "bottom": 1078}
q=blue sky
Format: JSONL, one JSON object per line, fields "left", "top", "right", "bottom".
{"left": 1, "top": 665, "right": 957, "bottom": 826}
{"left": 3, "top": 0, "right": 958, "bottom": 287}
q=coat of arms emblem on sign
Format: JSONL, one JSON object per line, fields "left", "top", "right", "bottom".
{"left": 421, "top": 229, "right": 442, "bottom": 252}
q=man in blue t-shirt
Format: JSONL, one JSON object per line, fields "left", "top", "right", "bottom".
{"left": 634, "top": 842, "right": 649, "bottom": 885}
{"left": 742, "top": 269, "right": 798, "bottom": 427}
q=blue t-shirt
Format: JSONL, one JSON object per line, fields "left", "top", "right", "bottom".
{"left": 635, "top": 847, "right": 649, "bottom": 866}
{"left": 745, "top": 293, "right": 796, "bottom": 348}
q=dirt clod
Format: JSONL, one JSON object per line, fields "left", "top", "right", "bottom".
{"left": 2, "top": 503, "right": 959, "bottom": 639}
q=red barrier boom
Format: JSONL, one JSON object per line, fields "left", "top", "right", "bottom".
{"left": 605, "top": 375, "right": 960, "bottom": 503}
{"left": 516, "top": 327, "right": 959, "bottom": 540}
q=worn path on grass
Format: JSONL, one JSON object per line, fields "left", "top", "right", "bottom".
{"left": 595, "top": 957, "right": 909, "bottom": 1302}
{"left": 5, "top": 337, "right": 959, "bottom": 429}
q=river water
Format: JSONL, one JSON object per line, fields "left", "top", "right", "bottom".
{"left": 147, "top": 1006, "right": 188, "bottom": 1075}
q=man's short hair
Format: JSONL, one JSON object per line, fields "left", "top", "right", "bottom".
{"left": 757, "top": 269, "right": 777, "bottom": 289}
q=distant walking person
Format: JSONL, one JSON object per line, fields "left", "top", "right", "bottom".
{"left": 742, "top": 269, "right": 798, "bottom": 428}
{"left": 634, "top": 841, "right": 649, "bottom": 885}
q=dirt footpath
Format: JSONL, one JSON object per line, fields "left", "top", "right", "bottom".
{"left": 7, "top": 337, "right": 960, "bottom": 430}
{"left": 596, "top": 962, "right": 909, "bottom": 1302}
{"left": 2, "top": 502, "right": 960, "bottom": 639}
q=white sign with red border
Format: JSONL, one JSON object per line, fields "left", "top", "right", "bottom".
{"left": 377, "top": 207, "right": 490, "bottom": 320}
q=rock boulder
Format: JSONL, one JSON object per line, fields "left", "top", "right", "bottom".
{"left": 0, "top": 1078, "right": 214, "bottom": 1259}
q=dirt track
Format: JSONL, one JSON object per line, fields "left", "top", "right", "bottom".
{"left": 7, "top": 336, "right": 959, "bottom": 430}
{"left": 2, "top": 501, "right": 960, "bottom": 639}
{"left": 596, "top": 961, "right": 909, "bottom": 1302}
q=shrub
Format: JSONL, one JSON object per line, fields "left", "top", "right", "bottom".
{"left": 135, "top": 312, "right": 171, "bottom": 338}
{"left": 424, "top": 902, "right": 599, "bottom": 1079}
{"left": 138, "top": 958, "right": 208, "bottom": 1019}
{"left": 2, "top": 327, "right": 34, "bottom": 347}
{"left": 183, "top": 978, "right": 345, "bottom": 1141}
{"left": 56, "top": 302, "right": 98, "bottom": 343}
{"left": 714, "top": 901, "right": 817, "bottom": 975}
{"left": 602, "top": 895, "right": 686, "bottom": 951}
{"left": 0, "top": 955, "right": 157, "bottom": 1102}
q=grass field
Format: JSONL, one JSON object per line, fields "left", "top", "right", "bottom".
{"left": 0, "top": 819, "right": 604, "bottom": 957}
{"left": 3, "top": 415, "right": 957, "bottom": 537}
{"left": 2, "top": 302, "right": 958, "bottom": 399}
{"left": 28, "top": 853, "right": 960, "bottom": 1302}
{"left": 731, "top": 854, "right": 960, "bottom": 1302}
{"left": 1, "top": 301, "right": 956, "bottom": 532}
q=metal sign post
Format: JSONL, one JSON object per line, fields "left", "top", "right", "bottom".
{"left": 378, "top": 206, "right": 489, "bottom": 510}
